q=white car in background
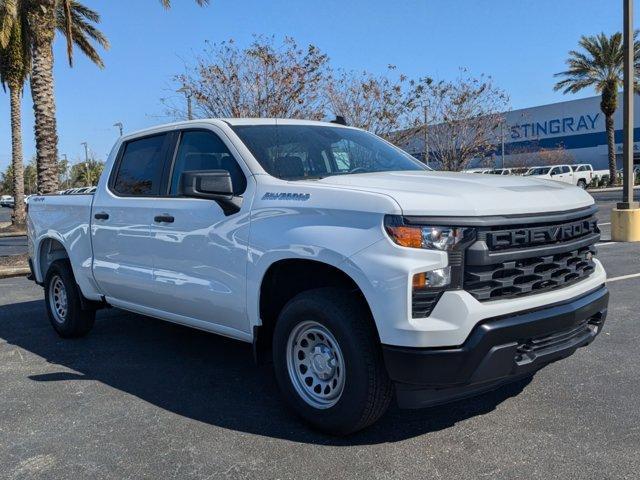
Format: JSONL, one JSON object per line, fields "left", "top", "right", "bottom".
{"left": 571, "top": 164, "right": 595, "bottom": 185}
{"left": 487, "top": 168, "right": 528, "bottom": 176}
{"left": 525, "top": 164, "right": 591, "bottom": 189}
{"left": 486, "top": 168, "right": 511, "bottom": 175}
{"left": 1, "top": 195, "right": 15, "bottom": 207}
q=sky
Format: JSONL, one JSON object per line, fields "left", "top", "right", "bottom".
{"left": 0, "top": 0, "right": 635, "bottom": 171}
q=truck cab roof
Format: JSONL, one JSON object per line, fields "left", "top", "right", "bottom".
{"left": 122, "top": 118, "right": 350, "bottom": 141}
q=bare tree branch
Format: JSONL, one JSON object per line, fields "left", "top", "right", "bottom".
{"left": 165, "top": 36, "right": 329, "bottom": 120}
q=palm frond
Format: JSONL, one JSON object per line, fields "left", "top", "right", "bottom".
{"left": 0, "top": 0, "right": 31, "bottom": 89}
{"left": 160, "top": 0, "right": 210, "bottom": 9}
{"left": 554, "top": 32, "right": 629, "bottom": 95}
{"left": 63, "top": 1, "right": 99, "bottom": 23}
{"left": 63, "top": 0, "right": 73, "bottom": 67}
{"left": 0, "top": 0, "right": 18, "bottom": 49}
{"left": 54, "top": 0, "right": 109, "bottom": 69}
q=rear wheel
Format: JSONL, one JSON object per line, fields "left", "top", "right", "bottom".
{"left": 577, "top": 179, "right": 587, "bottom": 189}
{"left": 44, "top": 260, "right": 95, "bottom": 338}
{"left": 272, "top": 288, "right": 393, "bottom": 435}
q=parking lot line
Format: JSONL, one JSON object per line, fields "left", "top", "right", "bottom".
{"left": 607, "top": 272, "right": 640, "bottom": 283}
{"left": 599, "top": 222, "right": 611, "bottom": 226}
{"left": 596, "top": 242, "right": 616, "bottom": 247}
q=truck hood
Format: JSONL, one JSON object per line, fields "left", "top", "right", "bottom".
{"left": 310, "top": 171, "right": 594, "bottom": 216}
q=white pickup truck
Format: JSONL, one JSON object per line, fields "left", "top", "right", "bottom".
{"left": 27, "top": 119, "right": 608, "bottom": 435}
{"left": 525, "top": 164, "right": 594, "bottom": 189}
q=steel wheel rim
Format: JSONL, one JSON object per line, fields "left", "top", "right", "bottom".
{"left": 49, "top": 275, "right": 68, "bottom": 324}
{"left": 286, "top": 320, "right": 346, "bottom": 409}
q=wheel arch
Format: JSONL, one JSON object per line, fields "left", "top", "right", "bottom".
{"left": 252, "top": 257, "right": 379, "bottom": 363}
{"left": 36, "top": 236, "right": 70, "bottom": 282}
{"left": 34, "top": 234, "right": 103, "bottom": 304}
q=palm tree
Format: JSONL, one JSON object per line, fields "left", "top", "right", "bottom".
{"left": 0, "top": 0, "right": 30, "bottom": 226}
{"left": 70, "top": 158, "right": 103, "bottom": 187}
{"left": 554, "top": 32, "right": 640, "bottom": 186}
{"left": 22, "top": 0, "right": 108, "bottom": 194}
{"left": 5, "top": 0, "right": 205, "bottom": 196}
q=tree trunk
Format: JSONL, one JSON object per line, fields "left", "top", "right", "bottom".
{"left": 605, "top": 114, "right": 617, "bottom": 186}
{"left": 29, "top": 0, "right": 59, "bottom": 194}
{"left": 9, "top": 85, "right": 26, "bottom": 226}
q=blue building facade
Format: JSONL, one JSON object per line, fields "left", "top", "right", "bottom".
{"left": 499, "top": 93, "right": 640, "bottom": 169}
{"left": 404, "top": 93, "right": 640, "bottom": 170}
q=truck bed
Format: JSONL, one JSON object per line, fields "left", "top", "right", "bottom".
{"left": 27, "top": 194, "right": 97, "bottom": 299}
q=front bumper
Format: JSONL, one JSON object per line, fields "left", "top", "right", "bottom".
{"left": 382, "top": 285, "right": 608, "bottom": 409}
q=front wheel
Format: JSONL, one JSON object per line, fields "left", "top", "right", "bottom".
{"left": 272, "top": 288, "right": 393, "bottom": 435}
{"left": 44, "top": 260, "right": 95, "bottom": 338}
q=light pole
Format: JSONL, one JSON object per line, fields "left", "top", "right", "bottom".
{"left": 177, "top": 86, "right": 193, "bottom": 120}
{"left": 612, "top": 0, "right": 640, "bottom": 241}
{"left": 621, "top": 0, "right": 638, "bottom": 209}
{"left": 81, "top": 142, "right": 90, "bottom": 187}
{"left": 61, "top": 154, "right": 68, "bottom": 189}
{"left": 500, "top": 121, "right": 506, "bottom": 168}
{"left": 423, "top": 105, "right": 429, "bottom": 167}
{"left": 113, "top": 122, "right": 124, "bottom": 136}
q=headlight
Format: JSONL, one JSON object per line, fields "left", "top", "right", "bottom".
{"left": 384, "top": 216, "right": 475, "bottom": 251}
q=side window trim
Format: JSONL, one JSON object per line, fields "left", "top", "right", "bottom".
{"left": 162, "top": 131, "right": 182, "bottom": 196}
{"left": 108, "top": 132, "right": 173, "bottom": 198}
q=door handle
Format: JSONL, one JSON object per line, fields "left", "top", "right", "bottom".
{"left": 154, "top": 215, "right": 174, "bottom": 223}
{"left": 94, "top": 212, "right": 109, "bottom": 220}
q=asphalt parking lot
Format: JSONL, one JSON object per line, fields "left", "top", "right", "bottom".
{"left": 1, "top": 194, "right": 639, "bottom": 479}
{"left": 0, "top": 207, "right": 12, "bottom": 229}
{"left": 0, "top": 236, "right": 27, "bottom": 256}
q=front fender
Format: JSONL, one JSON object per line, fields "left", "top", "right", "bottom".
{"left": 246, "top": 244, "right": 373, "bottom": 330}
{"left": 246, "top": 203, "right": 391, "bottom": 331}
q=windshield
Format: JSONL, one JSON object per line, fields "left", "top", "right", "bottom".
{"left": 231, "top": 124, "right": 429, "bottom": 180}
{"left": 526, "top": 167, "right": 551, "bottom": 176}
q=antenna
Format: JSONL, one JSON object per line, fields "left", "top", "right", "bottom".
{"left": 330, "top": 116, "right": 347, "bottom": 126}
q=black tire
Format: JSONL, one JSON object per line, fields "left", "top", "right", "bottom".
{"left": 44, "top": 259, "right": 95, "bottom": 338}
{"left": 272, "top": 288, "right": 393, "bottom": 435}
{"left": 577, "top": 179, "right": 587, "bottom": 189}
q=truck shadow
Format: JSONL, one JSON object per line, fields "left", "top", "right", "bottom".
{"left": 0, "top": 300, "right": 532, "bottom": 445}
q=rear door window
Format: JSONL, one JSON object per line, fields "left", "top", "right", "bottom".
{"left": 112, "top": 134, "right": 168, "bottom": 196}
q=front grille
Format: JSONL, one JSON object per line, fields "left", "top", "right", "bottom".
{"left": 465, "top": 246, "right": 596, "bottom": 301}
{"left": 464, "top": 211, "right": 599, "bottom": 302}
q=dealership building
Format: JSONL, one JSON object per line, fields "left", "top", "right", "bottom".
{"left": 409, "top": 92, "right": 640, "bottom": 170}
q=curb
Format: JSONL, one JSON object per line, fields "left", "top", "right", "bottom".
{"left": 0, "top": 266, "right": 29, "bottom": 279}
{"left": 588, "top": 186, "right": 640, "bottom": 193}
{"left": 0, "top": 231, "right": 26, "bottom": 238}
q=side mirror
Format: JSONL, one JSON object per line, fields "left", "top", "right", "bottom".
{"left": 181, "top": 170, "right": 242, "bottom": 214}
